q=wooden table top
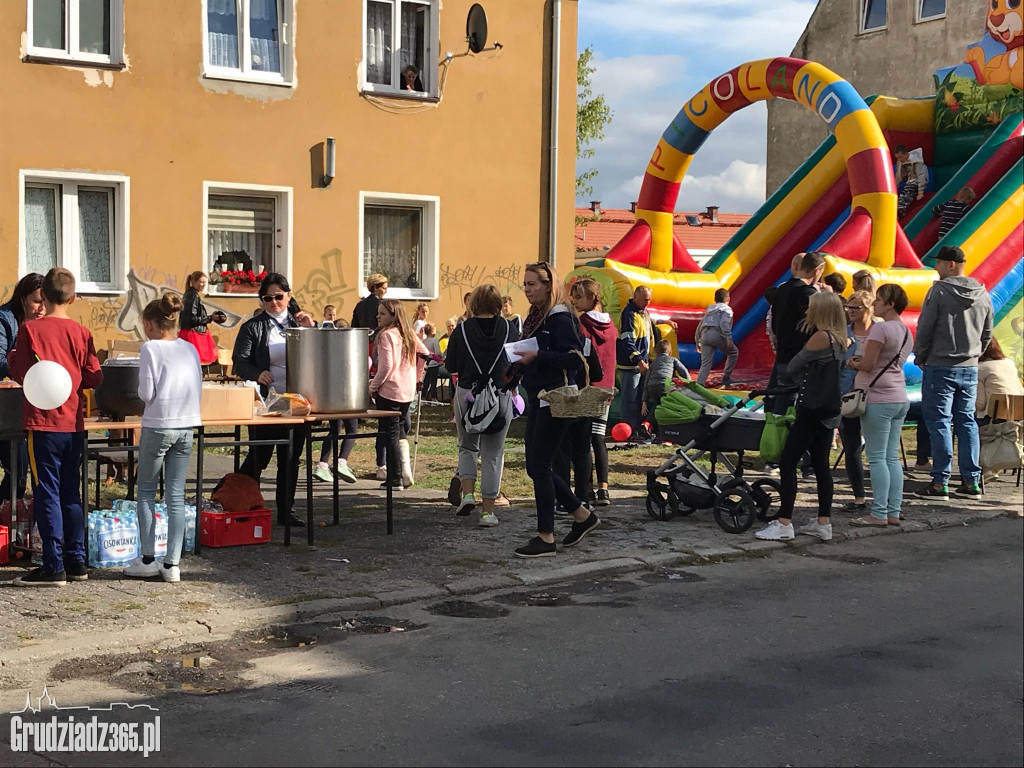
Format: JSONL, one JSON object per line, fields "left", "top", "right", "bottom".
{"left": 306, "top": 410, "right": 405, "bottom": 421}
{"left": 83, "top": 414, "right": 307, "bottom": 431}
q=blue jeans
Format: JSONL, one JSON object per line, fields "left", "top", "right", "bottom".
{"left": 137, "top": 427, "right": 193, "bottom": 566}
{"left": 922, "top": 366, "right": 981, "bottom": 486}
{"left": 861, "top": 402, "right": 909, "bottom": 520}
{"left": 28, "top": 431, "right": 85, "bottom": 574}
{"left": 618, "top": 369, "right": 643, "bottom": 429}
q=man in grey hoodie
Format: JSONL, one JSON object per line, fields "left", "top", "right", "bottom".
{"left": 914, "top": 245, "right": 993, "bottom": 501}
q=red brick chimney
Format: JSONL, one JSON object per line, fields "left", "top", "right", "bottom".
{"left": 630, "top": 201, "right": 638, "bottom": 214}
{"left": 705, "top": 205, "right": 719, "bottom": 223}
{"left": 590, "top": 200, "right": 602, "bottom": 216}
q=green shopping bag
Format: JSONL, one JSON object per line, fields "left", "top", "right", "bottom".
{"left": 759, "top": 407, "right": 795, "bottom": 464}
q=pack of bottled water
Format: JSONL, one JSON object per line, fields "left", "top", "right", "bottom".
{"left": 89, "top": 501, "right": 197, "bottom": 568}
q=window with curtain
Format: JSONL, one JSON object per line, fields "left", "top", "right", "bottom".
{"left": 28, "top": 0, "right": 120, "bottom": 63}
{"left": 207, "top": 194, "right": 278, "bottom": 284}
{"left": 206, "top": 0, "right": 290, "bottom": 82}
{"left": 917, "top": 0, "right": 945, "bottom": 21}
{"left": 23, "top": 179, "right": 120, "bottom": 290}
{"left": 861, "top": 0, "right": 886, "bottom": 32}
{"left": 364, "top": 0, "right": 435, "bottom": 94}
{"left": 363, "top": 206, "right": 423, "bottom": 290}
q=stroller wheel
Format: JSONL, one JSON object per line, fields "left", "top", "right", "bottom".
{"left": 646, "top": 493, "right": 671, "bottom": 521}
{"left": 750, "top": 478, "right": 783, "bottom": 522}
{"left": 713, "top": 486, "right": 757, "bottom": 534}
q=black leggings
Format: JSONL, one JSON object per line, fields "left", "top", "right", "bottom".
{"left": 240, "top": 424, "right": 308, "bottom": 520}
{"left": 525, "top": 400, "right": 582, "bottom": 533}
{"left": 375, "top": 396, "right": 410, "bottom": 481}
{"left": 780, "top": 410, "right": 835, "bottom": 519}
{"left": 839, "top": 416, "right": 865, "bottom": 499}
{"left": 590, "top": 418, "right": 609, "bottom": 487}
{"left": 320, "top": 418, "right": 358, "bottom": 463}
{"left": 554, "top": 418, "right": 593, "bottom": 500}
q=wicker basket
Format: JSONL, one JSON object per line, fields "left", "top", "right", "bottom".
{"left": 538, "top": 351, "right": 617, "bottom": 419}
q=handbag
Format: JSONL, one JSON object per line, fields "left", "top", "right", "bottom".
{"left": 840, "top": 328, "right": 909, "bottom": 418}
{"left": 538, "top": 350, "right": 618, "bottom": 419}
{"left": 978, "top": 420, "right": 1023, "bottom": 471}
{"left": 797, "top": 333, "right": 842, "bottom": 412}
{"left": 759, "top": 407, "right": 796, "bottom": 463}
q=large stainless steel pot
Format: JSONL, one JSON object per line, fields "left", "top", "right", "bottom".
{"left": 285, "top": 327, "right": 371, "bottom": 412}
{"left": 94, "top": 358, "right": 145, "bottom": 421}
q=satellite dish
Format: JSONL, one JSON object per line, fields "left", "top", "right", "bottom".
{"left": 466, "top": 3, "right": 488, "bottom": 54}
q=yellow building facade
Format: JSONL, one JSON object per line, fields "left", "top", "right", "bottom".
{"left": 1, "top": 0, "right": 579, "bottom": 347}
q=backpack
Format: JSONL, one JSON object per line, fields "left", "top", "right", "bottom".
{"left": 460, "top": 320, "right": 511, "bottom": 435}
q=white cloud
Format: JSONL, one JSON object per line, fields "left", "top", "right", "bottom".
{"left": 589, "top": 53, "right": 688, "bottom": 104}
{"left": 678, "top": 159, "right": 766, "bottom": 212}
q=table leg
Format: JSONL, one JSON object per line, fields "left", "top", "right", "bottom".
{"left": 283, "top": 434, "right": 292, "bottom": 547}
{"left": 386, "top": 415, "right": 394, "bottom": 536}
{"left": 126, "top": 429, "right": 136, "bottom": 501}
{"left": 195, "top": 427, "right": 205, "bottom": 556}
{"left": 332, "top": 420, "right": 340, "bottom": 526}
{"left": 81, "top": 431, "right": 89, "bottom": 563}
{"left": 305, "top": 425, "right": 314, "bottom": 546}
{"left": 233, "top": 425, "right": 241, "bottom": 473}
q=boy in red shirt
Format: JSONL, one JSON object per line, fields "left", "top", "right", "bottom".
{"left": 9, "top": 268, "right": 102, "bottom": 587}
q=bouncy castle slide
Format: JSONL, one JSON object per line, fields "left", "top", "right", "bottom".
{"left": 569, "top": 51, "right": 1023, "bottom": 381}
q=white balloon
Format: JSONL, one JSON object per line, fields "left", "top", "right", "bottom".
{"left": 23, "top": 361, "right": 73, "bottom": 410}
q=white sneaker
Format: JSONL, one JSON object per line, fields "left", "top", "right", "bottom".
{"left": 799, "top": 520, "right": 833, "bottom": 541}
{"left": 375, "top": 465, "right": 388, "bottom": 481}
{"left": 124, "top": 557, "right": 162, "bottom": 578}
{"left": 755, "top": 520, "right": 794, "bottom": 541}
{"left": 160, "top": 564, "right": 180, "bottom": 583}
{"left": 478, "top": 512, "right": 499, "bottom": 527}
{"left": 765, "top": 466, "right": 780, "bottom": 478}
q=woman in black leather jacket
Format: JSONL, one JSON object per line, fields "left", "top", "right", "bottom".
{"left": 179, "top": 271, "right": 227, "bottom": 365}
{"left": 232, "top": 273, "right": 314, "bottom": 528}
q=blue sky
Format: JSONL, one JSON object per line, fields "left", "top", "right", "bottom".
{"left": 576, "top": 0, "right": 819, "bottom": 214}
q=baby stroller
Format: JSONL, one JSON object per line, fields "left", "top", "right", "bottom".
{"left": 645, "top": 388, "right": 788, "bottom": 534}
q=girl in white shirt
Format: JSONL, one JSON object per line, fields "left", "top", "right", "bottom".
{"left": 124, "top": 294, "right": 202, "bottom": 584}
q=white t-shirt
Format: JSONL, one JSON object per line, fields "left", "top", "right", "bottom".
{"left": 413, "top": 319, "right": 427, "bottom": 338}
{"left": 138, "top": 338, "right": 203, "bottom": 429}
{"left": 267, "top": 310, "right": 289, "bottom": 393}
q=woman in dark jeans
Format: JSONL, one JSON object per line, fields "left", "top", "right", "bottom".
{"left": 513, "top": 262, "right": 600, "bottom": 558}
{"left": 232, "top": 273, "right": 315, "bottom": 527}
{"left": 838, "top": 289, "right": 875, "bottom": 512}
{"left": 756, "top": 292, "right": 847, "bottom": 543}
{"left": 0, "top": 273, "right": 46, "bottom": 516}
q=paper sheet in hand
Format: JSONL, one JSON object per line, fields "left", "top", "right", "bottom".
{"left": 504, "top": 337, "right": 539, "bottom": 363}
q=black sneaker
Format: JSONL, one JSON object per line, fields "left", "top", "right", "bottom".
{"left": 276, "top": 512, "right": 307, "bottom": 527}
{"left": 447, "top": 475, "right": 461, "bottom": 507}
{"left": 378, "top": 480, "right": 404, "bottom": 491}
{"left": 13, "top": 567, "right": 67, "bottom": 588}
{"left": 562, "top": 513, "right": 601, "bottom": 547}
{"left": 596, "top": 489, "right": 611, "bottom": 507}
{"left": 65, "top": 562, "right": 89, "bottom": 582}
{"left": 514, "top": 537, "right": 557, "bottom": 558}
{"left": 801, "top": 467, "right": 815, "bottom": 479}
{"left": 915, "top": 484, "right": 949, "bottom": 501}
{"left": 841, "top": 500, "right": 868, "bottom": 512}
{"left": 954, "top": 483, "right": 983, "bottom": 498}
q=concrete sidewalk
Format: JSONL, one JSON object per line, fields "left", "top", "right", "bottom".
{"left": 1, "top": 452, "right": 1020, "bottom": 681}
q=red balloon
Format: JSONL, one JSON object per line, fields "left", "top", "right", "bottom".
{"left": 610, "top": 422, "right": 632, "bottom": 442}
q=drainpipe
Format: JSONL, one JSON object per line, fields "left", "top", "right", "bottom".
{"left": 547, "top": 0, "right": 561, "bottom": 264}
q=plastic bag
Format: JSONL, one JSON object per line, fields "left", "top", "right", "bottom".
{"left": 979, "top": 421, "right": 1023, "bottom": 471}
{"left": 257, "top": 388, "right": 312, "bottom": 417}
{"left": 759, "top": 407, "right": 795, "bottom": 464}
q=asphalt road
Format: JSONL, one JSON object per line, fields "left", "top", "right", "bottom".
{"left": 8, "top": 519, "right": 1023, "bottom": 767}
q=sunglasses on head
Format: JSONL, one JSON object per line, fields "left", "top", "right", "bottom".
{"left": 261, "top": 293, "right": 287, "bottom": 303}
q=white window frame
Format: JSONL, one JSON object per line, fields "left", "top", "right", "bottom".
{"left": 25, "top": 0, "right": 125, "bottom": 66}
{"left": 916, "top": 0, "right": 946, "bottom": 23}
{"left": 358, "top": 191, "right": 440, "bottom": 301}
{"left": 361, "top": 0, "right": 440, "bottom": 97}
{"left": 18, "top": 170, "right": 129, "bottom": 294}
{"left": 858, "top": 0, "right": 887, "bottom": 34}
{"left": 202, "top": 181, "right": 293, "bottom": 297}
{"left": 202, "top": 0, "right": 296, "bottom": 86}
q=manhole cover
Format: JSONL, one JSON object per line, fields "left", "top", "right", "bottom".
{"left": 426, "top": 600, "right": 511, "bottom": 619}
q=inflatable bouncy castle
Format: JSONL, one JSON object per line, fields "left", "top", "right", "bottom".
{"left": 569, "top": 4, "right": 1024, "bottom": 384}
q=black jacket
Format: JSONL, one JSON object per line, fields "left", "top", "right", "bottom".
{"left": 232, "top": 311, "right": 301, "bottom": 396}
{"left": 445, "top": 316, "right": 519, "bottom": 390}
{"left": 180, "top": 288, "right": 214, "bottom": 334}
{"left": 520, "top": 305, "right": 584, "bottom": 399}
{"left": 771, "top": 278, "right": 816, "bottom": 365}
{"left": 351, "top": 294, "right": 381, "bottom": 334}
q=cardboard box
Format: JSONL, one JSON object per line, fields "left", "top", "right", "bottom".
{"left": 200, "top": 384, "right": 257, "bottom": 421}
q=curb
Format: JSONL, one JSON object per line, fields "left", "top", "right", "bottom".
{"left": 2, "top": 507, "right": 1016, "bottom": 672}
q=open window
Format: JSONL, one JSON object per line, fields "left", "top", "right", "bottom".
{"left": 859, "top": 0, "right": 886, "bottom": 34}
{"left": 20, "top": 171, "right": 129, "bottom": 293}
{"left": 359, "top": 192, "right": 440, "bottom": 300}
{"left": 26, "top": 0, "right": 124, "bottom": 66}
{"left": 204, "top": 0, "right": 295, "bottom": 85}
{"left": 363, "top": 0, "right": 438, "bottom": 97}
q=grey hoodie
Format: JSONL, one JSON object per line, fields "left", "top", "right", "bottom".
{"left": 914, "top": 276, "right": 993, "bottom": 367}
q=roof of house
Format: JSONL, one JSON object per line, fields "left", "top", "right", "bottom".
{"left": 574, "top": 206, "right": 752, "bottom": 256}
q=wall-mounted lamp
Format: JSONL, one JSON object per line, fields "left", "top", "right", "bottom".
{"left": 322, "top": 137, "right": 336, "bottom": 187}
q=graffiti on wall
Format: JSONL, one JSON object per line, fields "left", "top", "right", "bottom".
{"left": 293, "top": 248, "right": 355, "bottom": 317}
{"left": 116, "top": 269, "right": 244, "bottom": 340}
{"left": 439, "top": 261, "right": 525, "bottom": 300}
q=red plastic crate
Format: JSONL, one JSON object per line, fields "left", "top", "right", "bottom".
{"left": 200, "top": 507, "right": 272, "bottom": 548}
{"left": 0, "top": 525, "right": 8, "bottom": 564}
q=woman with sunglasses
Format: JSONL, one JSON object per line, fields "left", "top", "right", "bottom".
{"left": 838, "top": 289, "right": 875, "bottom": 513}
{"left": 232, "top": 273, "right": 315, "bottom": 528}
{"left": 512, "top": 262, "right": 600, "bottom": 558}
